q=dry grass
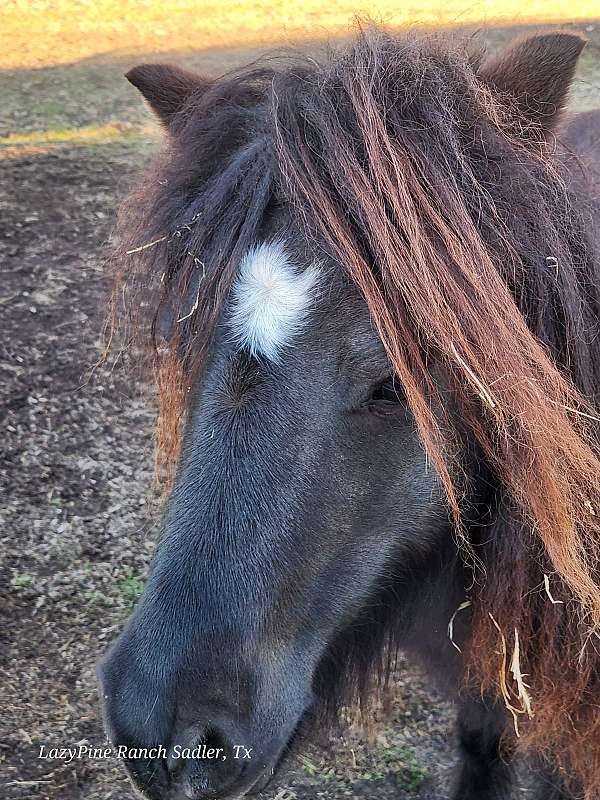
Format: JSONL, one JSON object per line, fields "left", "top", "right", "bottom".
{"left": 0, "top": 123, "right": 152, "bottom": 147}
{"left": 1, "top": 0, "right": 598, "bottom": 70}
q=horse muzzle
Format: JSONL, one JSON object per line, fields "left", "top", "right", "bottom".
{"left": 96, "top": 637, "right": 311, "bottom": 800}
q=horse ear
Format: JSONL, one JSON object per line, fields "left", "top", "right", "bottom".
{"left": 125, "top": 63, "right": 208, "bottom": 126}
{"left": 479, "top": 32, "right": 586, "bottom": 138}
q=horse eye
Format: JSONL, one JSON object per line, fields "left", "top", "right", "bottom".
{"left": 366, "top": 376, "right": 405, "bottom": 411}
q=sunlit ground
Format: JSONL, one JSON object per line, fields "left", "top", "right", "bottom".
{"left": 0, "top": 123, "right": 154, "bottom": 146}
{"left": 1, "top": 0, "right": 598, "bottom": 70}
{"left": 1, "top": 2, "right": 598, "bottom": 153}
{"left": 0, "top": 121, "right": 160, "bottom": 161}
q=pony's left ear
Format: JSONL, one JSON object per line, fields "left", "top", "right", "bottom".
{"left": 478, "top": 32, "right": 586, "bottom": 138}
{"left": 125, "top": 63, "right": 208, "bottom": 126}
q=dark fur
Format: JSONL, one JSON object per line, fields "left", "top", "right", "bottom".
{"left": 126, "top": 63, "right": 207, "bottom": 125}
{"left": 100, "top": 27, "right": 600, "bottom": 800}
{"left": 479, "top": 32, "right": 586, "bottom": 138}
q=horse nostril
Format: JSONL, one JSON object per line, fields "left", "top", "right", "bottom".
{"left": 167, "top": 726, "right": 227, "bottom": 775}
{"left": 168, "top": 723, "right": 243, "bottom": 799}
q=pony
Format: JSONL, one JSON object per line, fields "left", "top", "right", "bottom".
{"left": 98, "top": 25, "right": 600, "bottom": 800}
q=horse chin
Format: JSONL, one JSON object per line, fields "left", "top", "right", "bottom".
{"left": 207, "top": 738, "right": 294, "bottom": 800}
{"left": 161, "top": 766, "right": 275, "bottom": 800}
{"left": 244, "top": 728, "right": 301, "bottom": 797}
{"left": 205, "top": 761, "right": 279, "bottom": 800}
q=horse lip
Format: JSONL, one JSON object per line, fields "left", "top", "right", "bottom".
{"left": 158, "top": 748, "right": 281, "bottom": 800}
{"left": 203, "top": 747, "right": 283, "bottom": 800}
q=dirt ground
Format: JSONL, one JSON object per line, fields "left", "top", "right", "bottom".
{"left": 1, "top": 19, "right": 599, "bottom": 800}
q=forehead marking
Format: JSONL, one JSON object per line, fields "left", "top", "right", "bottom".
{"left": 228, "top": 241, "right": 320, "bottom": 362}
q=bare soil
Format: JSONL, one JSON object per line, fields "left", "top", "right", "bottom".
{"left": 1, "top": 21, "right": 599, "bottom": 800}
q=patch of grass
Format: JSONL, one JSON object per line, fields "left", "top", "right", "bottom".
{"left": 118, "top": 571, "right": 146, "bottom": 609}
{"left": 10, "top": 572, "right": 35, "bottom": 591}
{"left": 83, "top": 588, "right": 113, "bottom": 606}
{"left": 298, "top": 740, "right": 428, "bottom": 793}
{"left": 0, "top": 61, "right": 164, "bottom": 136}
{"left": 355, "top": 744, "right": 427, "bottom": 789}
{"left": 391, "top": 749, "right": 428, "bottom": 792}
{"left": 0, "top": 123, "right": 153, "bottom": 148}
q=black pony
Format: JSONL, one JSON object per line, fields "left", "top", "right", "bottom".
{"left": 99, "top": 27, "right": 600, "bottom": 800}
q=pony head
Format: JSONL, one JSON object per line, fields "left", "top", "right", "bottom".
{"left": 99, "top": 28, "right": 600, "bottom": 799}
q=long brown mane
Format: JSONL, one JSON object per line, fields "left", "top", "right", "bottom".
{"left": 111, "top": 28, "right": 600, "bottom": 794}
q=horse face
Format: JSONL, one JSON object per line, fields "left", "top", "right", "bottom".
{"left": 98, "top": 230, "right": 451, "bottom": 799}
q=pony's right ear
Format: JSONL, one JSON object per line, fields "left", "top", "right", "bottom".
{"left": 478, "top": 32, "right": 586, "bottom": 139}
{"left": 125, "top": 63, "right": 208, "bottom": 126}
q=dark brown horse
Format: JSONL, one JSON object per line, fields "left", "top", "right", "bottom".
{"left": 99, "top": 26, "right": 600, "bottom": 800}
